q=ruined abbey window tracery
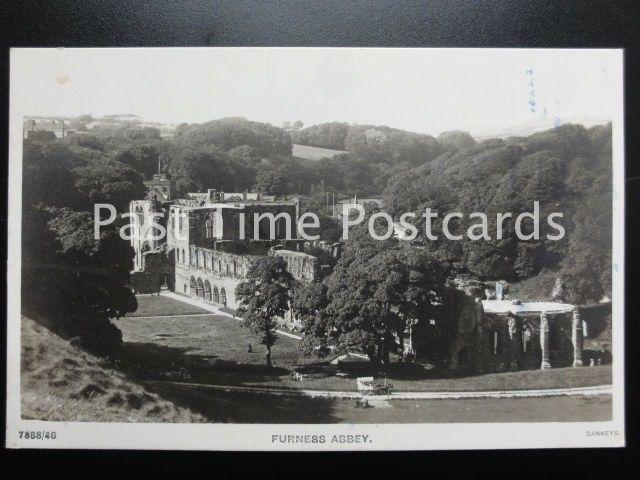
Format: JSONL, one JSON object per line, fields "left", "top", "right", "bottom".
{"left": 213, "top": 286, "right": 219, "bottom": 303}
{"left": 204, "top": 280, "right": 211, "bottom": 301}
{"left": 205, "top": 214, "right": 215, "bottom": 238}
{"left": 220, "top": 287, "right": 227, "bottom": 306}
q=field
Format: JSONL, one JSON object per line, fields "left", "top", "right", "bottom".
{"left": 292, "top": 143, "right": 346, "bottom": 161}
{"left": 20, "top": 315, "right": 203, "bottom": 423}
{"left": 114, "top": 295, "right": 612, "bottom": 393}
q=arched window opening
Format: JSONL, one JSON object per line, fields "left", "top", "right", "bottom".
{"left": 220, "top": 287, "right": 227, "bottom": 306}
{"left": 206, "top": 216, "right": 215, "bottom": 238}
{"left": 212, "top": 286, "right": 220, "bottom": 303}
{"left": 522, "top": 325, "right": 532, "bottom": 353}
{"left": 204, "top": 280, "right": 212, "bottom": 301}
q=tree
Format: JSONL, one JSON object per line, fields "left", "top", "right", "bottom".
{"left": 235, "top": 256, "right": 293, "bottom": 367}
{"left": 114, "top": 144, "right": 162, "bottom": 179}
{"left": 296, "top": 203, "right": 453, "bottom": 369}
{"left": 560, "top": 216, "right": 610, "bottom": 305}
{"left": 21, "top": 137, "right": 142, "bottom": 354}
{"left": 254, "top": 169, "right": 286, "bottom": 197}
{"left": 292, "top": 282, "right": 329, "bottom": 356}
{"left": 173, "top": 117, "right": 292, "bottom": 156}
{"left": 22, "top": 206, "right": 137, "bottom": 354}
{"left": 382, "top": 246, "right": 450, "bottom": 358}
{"left": 73, "top": 159, "right": 146, "bottom": 212}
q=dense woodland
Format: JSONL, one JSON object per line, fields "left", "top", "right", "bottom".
{"left": 21, "top": 116, "right": 612, "bottom": 358}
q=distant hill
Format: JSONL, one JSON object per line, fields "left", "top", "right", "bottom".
{"left": 437, "top": 130, "right": 477, "bottom": 151}
{"left": 292, "top": 143, "right": 346, "bottom": 161}
{"left": 473, "top": 116, "right": 610, "bottom": 141}
{"left": 173, "top": 117, "right": 292, "bottom": 156}
{"left": 292, "top": 122, "right": 446, "bottom": 166}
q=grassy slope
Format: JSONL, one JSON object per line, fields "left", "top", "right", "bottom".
{"left": 292, "top": 143, "right": 346, "bottom": 161}
{"left": 21, "top": 316, "right": 204, "bottom": 422}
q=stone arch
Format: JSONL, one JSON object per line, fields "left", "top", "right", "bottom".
{"left": 220, "top": 287, "right": 227, "bottom": 306}
{"left": 521, "top": 323, "right": 533, "bottom": 353}
{"left": 205, "top": 217, "right": 214, "bottom": 238}
{"left": 212, "top": 286, "right": 220, "bottom": 303}
{"left": 189, "top": 276, "right": 196, "bottom": 296}
{"left": 493, "top": 329, "right": 502, "bottom": 355}
{"left": 196, "top": 278, "right": 204, "bottom": 298}
{"left": 204, "top": 280, "right": 211, "bottom": 301}
{"left": 456, "top": 347, "right": 470, "bottom": 368}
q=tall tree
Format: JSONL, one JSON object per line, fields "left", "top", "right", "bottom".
{"left": 292, "top": 282, "right": 330, "bottom": 356}
{"left": 254, "top": 169, "right": 286, "bottom": 197}
{"left": 235, "top": 256, "right": 293, "bottom": 367}
{"left": 22, "top": 207, "right": 137, "bottom": 353}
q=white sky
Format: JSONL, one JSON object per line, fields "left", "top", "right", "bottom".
{"left": 10, "top": 48, "right": 621, "bottom": 137}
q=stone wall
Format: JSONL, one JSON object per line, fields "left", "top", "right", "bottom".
{"left": 175, "top": 245, "right": 320, "bottom": 308}
{"left": 270, "top": 249, "right": 318, "bottom": 282}
{"left": 175, "top": 248, "right": 259, "bottom": 309}
{"left": 130, "top": 199, "right": 170, "bottom": 271}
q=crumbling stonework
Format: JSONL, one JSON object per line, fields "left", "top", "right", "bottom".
{"left": 270, "top": 248, "right": 318, "bottom": 282}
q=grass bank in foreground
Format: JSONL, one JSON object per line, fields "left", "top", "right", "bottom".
{"left": 21, "top": 316, "right": 204, "bottom": 423}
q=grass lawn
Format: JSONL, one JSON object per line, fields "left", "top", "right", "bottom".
{"left": 116, "top": 310, "right": 309, "bottom": 371}
{"left": 114, "top": 295, "right": 612, "bottom": 393}
{"left": 145, "top": 382, "right": 613, "bottom": 423}
{"left": 128, "top": 294, "right": 211, "bottom": 317}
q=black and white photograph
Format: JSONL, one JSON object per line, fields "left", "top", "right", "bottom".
{"left": 5, "top": 47, "right": 624, "bottom": 450}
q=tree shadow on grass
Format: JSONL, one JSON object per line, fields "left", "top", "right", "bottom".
{"left": 146, "top": 382, "right": 341, "bottom": 423}
{"left": 335, "top": 360, "right": 433, "bottom": 381}
{"left": 113, "top": 341, "right": 344, "bottom": 422}
{"left": 115, "top": 341, "right": 291, "bottom": 386}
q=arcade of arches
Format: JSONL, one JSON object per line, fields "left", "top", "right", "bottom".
{"left": 189, "top": 276, "right": 228, "bottom": 306}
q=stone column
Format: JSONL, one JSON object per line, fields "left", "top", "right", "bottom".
{"left": 539, "top": 312, "right": 551, "bottom": 369}
{"left": 507, "top": 317, "right": 519, "bottom": 370}
{"left": 572, "top": 310, "right": 584, "bottom": 367}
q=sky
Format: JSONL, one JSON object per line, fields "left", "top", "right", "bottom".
{"left": 10, "top": 48, "right": 621, "bottom": 137}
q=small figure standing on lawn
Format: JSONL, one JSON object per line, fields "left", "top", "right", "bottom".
{"left": 247, "top": 343, "right": 252, "bottom": 353}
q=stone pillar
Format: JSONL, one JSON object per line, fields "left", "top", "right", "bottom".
{"left": 507, "top": 316, "right": 518, "bottom": 370}
{"left": 572, "top": 310, "right": 584, "bottom": 367}
{"left": 539, "top": 312, "right": 551, "bottom": 369}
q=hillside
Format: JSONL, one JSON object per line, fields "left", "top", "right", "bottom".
{"left": 291, "top": 122, "right": 445, "bottom": 165}
{"left": 382, "top": 123, "right": 613, "bottom": 303}
{"left": 21, "top": 316, "right": 204, "bottom": 423}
